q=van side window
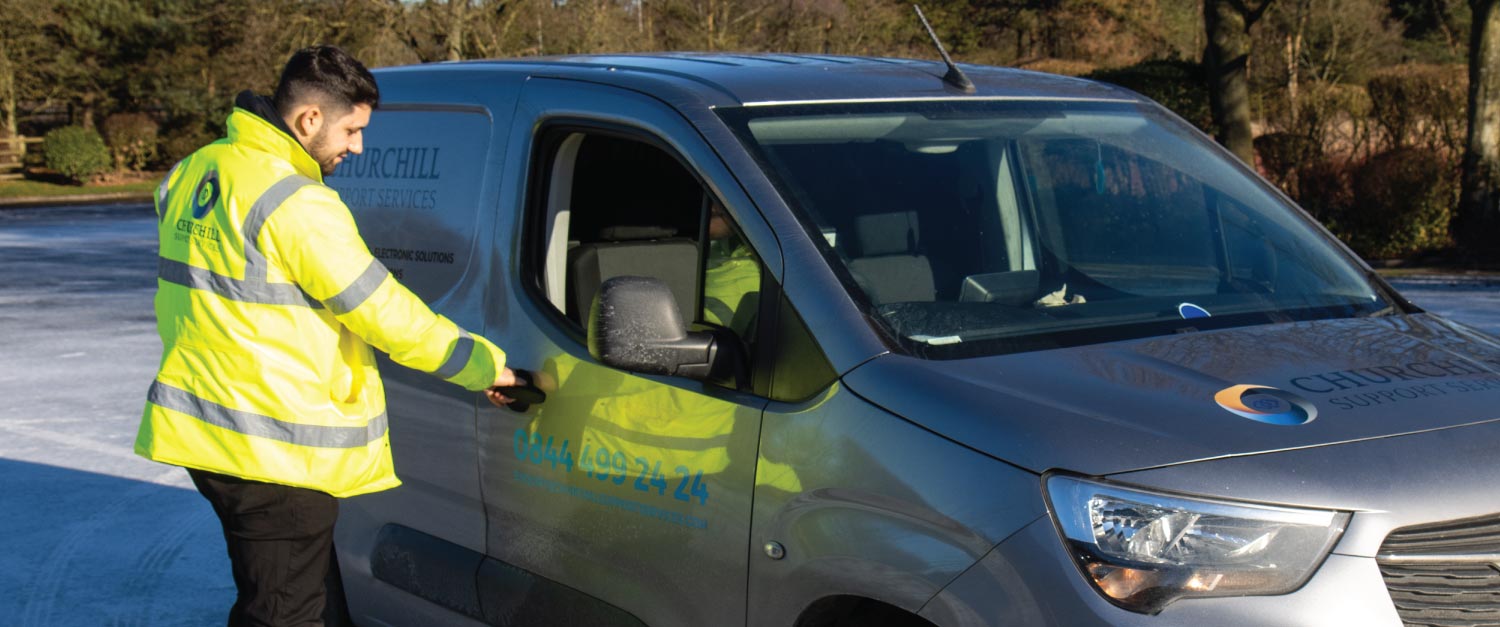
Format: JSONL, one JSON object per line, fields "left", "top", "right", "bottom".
{"left": 528, "top": 129, "right": 765, "bottom": 386}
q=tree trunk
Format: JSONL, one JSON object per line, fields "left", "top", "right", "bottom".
{"left": 1285, "top": 1, "right": 1307, "bottom": 129}
{"left": 1204, "top": 0, "right": 1266, "bottom": 164}
{"left": 1, "top": 65, "right": 15, "bottom": 137}
{"left": 1458, "top": 0, "right": 1500, "bottom": 259}
{"left": 0, "top": 38, "right": 15, "bottom": 137}
{"left": 707, "top": 0, "right": 718, "bottom": 51}
{"left": 447, "top": 0, "right": 467, "bottom": 61}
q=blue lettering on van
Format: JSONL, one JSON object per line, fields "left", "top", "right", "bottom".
{"left": 339, "top": 187, "right": 439, "bottom": 211}
{"left": 370, "top": 247, "right": 455, "bottom": 264}
{"left": 1318, "top": 376, "right": 1500, "bottom": 410}
{"left": 513, "top": 429, "right": 710, "bottom": 506}
{"left": 332, "top": 146, "right": 442, "bottom": 180}
{"left": 512, "top": 470, "right": 709, "bottom": 530}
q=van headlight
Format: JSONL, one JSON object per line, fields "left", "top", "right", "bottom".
{"left": 1045, "top": 474, "right": 1349, "bottom": 614}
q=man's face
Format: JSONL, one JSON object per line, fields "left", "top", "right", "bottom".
{"left": 305, "top": 103, "right": 372, "bottom": 175}
{"left": 708, "top": 202, "right": 731, "bottom": 240}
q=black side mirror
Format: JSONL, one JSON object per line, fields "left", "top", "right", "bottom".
{"left": 588, "top": 276, "right": 718, "bottom": 379}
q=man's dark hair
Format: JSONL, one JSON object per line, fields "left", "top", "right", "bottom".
{"left": 273, "top": 45, "right": 380, "bottom": 115}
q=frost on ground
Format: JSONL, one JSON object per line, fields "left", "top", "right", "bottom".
{"left": 0, "top": 204, "right": 232, "bottom": 626}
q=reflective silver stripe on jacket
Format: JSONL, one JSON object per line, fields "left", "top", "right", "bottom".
{"left": 242, "top": 175, "right": 315, "bottom": 284}
{"left": 158, "top": 257, "right": 323, "bottom": 307}
{"left": 324, "top": 259, "right": 391, "bottom": 315}
{"left": 157, "top": 161, "right": 182, "bottom": 223}
{"left": 159, "top": 173, "right": 323, "bottom": 307}
{"left": 148, "top": 381, "right": 388, "bottom": 448}
{"left": 433, "top": 329, "right": 475, "bottom": 379}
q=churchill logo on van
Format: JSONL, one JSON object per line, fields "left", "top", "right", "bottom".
{"left": 1214, "top": 384, "right": 1318, "bottom": 425}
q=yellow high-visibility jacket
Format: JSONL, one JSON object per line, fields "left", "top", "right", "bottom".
{"left": 135, "top": 104, "right": 505, "bottom": 497}
{"left": 702, "top": 237, "right": 760, "bottom": 335}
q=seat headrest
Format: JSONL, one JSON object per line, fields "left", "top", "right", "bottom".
{"left": 598, "top": 225, "right": 678, "bottom": 241}
{"left": 855, "top": 211, "right": 920, "bottom": 257}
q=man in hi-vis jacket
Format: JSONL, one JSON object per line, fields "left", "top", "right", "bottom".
{"left": 135, "top": 45, "right": 520, "bottom": 626}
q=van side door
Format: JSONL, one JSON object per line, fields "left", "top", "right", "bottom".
{"left": 475, "top": 78, "right": 778, "bottom": 627}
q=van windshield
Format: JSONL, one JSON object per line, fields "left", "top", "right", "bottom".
{"left": 718, "top": 100, "right": 1396, "bottom": 358}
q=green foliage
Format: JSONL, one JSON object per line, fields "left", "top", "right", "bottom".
{"left": 157, "top": 123, "right": 215, "bottom": 166}
{"left": 43, "top": 126, "right": 111, "bottom": 183}
{"left": 1390, "top": 0, "right": 1471, "bottom": 63}
{"left": 100, "top": 112, "right": 158, "bottom": 172}
{"left": 1343, "top": 148, "right": 1457, "bottom": 259}
{"left": 1366, "top": 64, "right": 1467, "bottom": 153}
{"left": 1280, "top": 146, "right": 1458, "bottom": 260}
{"left": 1087, "top": 59, "right": 1213, "bottom": 132}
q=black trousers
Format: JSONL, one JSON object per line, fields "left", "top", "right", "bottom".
{"left": 189, "top": 469, "right": 339, "bottom": 627}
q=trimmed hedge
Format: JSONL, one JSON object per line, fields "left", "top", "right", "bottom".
{"left": 43, "top": 126, "right": 111, "bottom": 183}
{"left": 1345, "top": 148, "right": 1456, "bottom": 259}
{"left": 1087, "top": 59, "right": 1214, "bottom": 133}
{"left": 1278, "top": 149, "right": 1455, "bottom": 260}
{"left": 1366, "top": 64, "right": 1466, "bottom": 153}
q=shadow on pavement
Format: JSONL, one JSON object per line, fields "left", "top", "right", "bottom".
{"left": 0, "top": 457, "right": 231, "bottom": 627}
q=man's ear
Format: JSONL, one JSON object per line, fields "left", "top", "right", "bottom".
{"left": 290, "top": 105, "right": 324, "bottom": 141}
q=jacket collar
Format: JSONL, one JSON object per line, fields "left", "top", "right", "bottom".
{"left": 226, "top": 90, "right": 323, "bottom": 182}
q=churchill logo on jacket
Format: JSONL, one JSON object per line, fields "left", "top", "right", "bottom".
{"left": 191, "top": 170, "right": 221, "bottom": 220}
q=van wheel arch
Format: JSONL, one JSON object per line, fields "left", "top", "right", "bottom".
{"left": 794, "top": 595, "right": 937, "bottom": 627}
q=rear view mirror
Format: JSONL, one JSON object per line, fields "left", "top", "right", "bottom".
{"left": 588, "top": 276, "right": 718, "bottom": 379}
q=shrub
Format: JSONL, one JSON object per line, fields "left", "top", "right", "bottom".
{"left": 100, "top": 112, "right": 160, "bottom": 172}
{"left": 1256, "top": 132, "right": 1320, "bottom": 195}
{"left": 1086, "top": 59, "right": 1213, "bottom": 134}
{"left": 1367, "top": 64, "right": 1466, "bottom": 154}
{"left": 43, "top": 126, "right": 111, "bottom": 183}
{"left": 1292, "top": 157, "right": 1356, "bottom": 230}
{"left": 157, "top": 124, "right": 215, "bottom": 166}
{"left": 1344, "top": 148, "right": 1457, "bottom": 259}
{"left": 1019, "top": 58, "right": 1098, "bottom": 77}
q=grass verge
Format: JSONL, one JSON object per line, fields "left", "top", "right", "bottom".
{"left": 0, "top": 178, "right": 157, "bottom": 199}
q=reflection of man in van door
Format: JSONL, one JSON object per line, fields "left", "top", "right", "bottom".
{"left": 561, "top": 196, "right": 762, "bottom": 513}
{"left": 702, "top": 198, "right": 800, "bottom": 495}
{"left": 703, "top": 199, "right": 760, "bottom": 338}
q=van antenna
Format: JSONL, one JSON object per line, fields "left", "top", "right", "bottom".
{"left": 912, "top": 4, "right": 975, "bottom": 93}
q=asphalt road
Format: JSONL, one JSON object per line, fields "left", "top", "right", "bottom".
{"left": 0, "top": 203, "right": 230, "bottom": 626}
{"left": 1, "top": 203, "right": 1497, "bottom": 626}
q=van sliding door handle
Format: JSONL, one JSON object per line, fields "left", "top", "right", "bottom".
{"left": 489, "top": 368, "right": 546, "bottom": 412}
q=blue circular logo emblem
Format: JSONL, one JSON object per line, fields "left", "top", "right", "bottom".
{"left": 191, "top": 171, "right": 220, "bottom": 220}
{"left": 1214, "top": 384, "right": 1318, "bottom": 425}
{"left": 1178, "top": 302, "right": 1211, "bottom": 319}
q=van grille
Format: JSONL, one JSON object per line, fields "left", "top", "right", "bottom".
{"left": 1378, "top": 514, "right": 1500, "bottom": 627}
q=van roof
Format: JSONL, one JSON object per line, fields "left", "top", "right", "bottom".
{"left": 379, "top": 53, "right": 1142, "bottom": 108}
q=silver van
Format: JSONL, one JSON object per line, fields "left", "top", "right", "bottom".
{"left": 323, "top": 53, "right": 1500, "bottom": 626}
